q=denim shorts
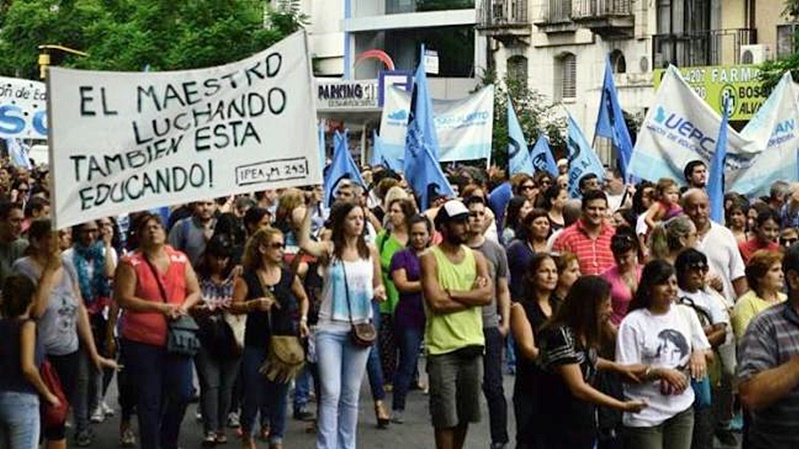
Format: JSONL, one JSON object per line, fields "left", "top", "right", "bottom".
{"left": 0, "top": 391, "right": 40, "bottom": 449}
{"left": 427, "top": 348, "right": 483, "bottom": 429}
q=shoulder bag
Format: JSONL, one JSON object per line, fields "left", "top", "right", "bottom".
{"left": 143, "top": 254, "right": 201, "bottom": 357}
{"left": 343, "top": 262, "right": 376, "bottom": 348}
{"left": 257, "top": 271, "right": 305, "bottom": 383}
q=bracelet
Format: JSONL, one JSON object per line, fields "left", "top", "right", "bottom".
{"left": 300, "top": 316, "right": 308, "bottom": 323}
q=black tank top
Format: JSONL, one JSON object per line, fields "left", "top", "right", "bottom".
{"left": 243, "top": 268, "right": 299, "bottom": 349}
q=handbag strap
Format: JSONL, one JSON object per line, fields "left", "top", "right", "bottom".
{"left": 341, "top": 261, "right": 355, "bottom": 326}
{"left": 143, "top": 253, "right": 169, "bottom": 304}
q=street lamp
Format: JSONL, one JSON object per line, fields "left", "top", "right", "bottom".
{"left": 37, "top": 44, "right": 88, "bottom": 79}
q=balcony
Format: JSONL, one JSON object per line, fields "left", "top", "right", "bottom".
{"left": 476, "top": 0, "right": 532, "bottom": 45}
{"left": 535, "top": 0, "right": 579, "bottom": 33}
{"left": 653, "top": 28, "right": 757, "bottom": 68}
{"left": 571, "top": 0, "right": 633, "bottom": 38}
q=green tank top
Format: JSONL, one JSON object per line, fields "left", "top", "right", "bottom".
{"left": 425, "top": 245, "right": 485, "bottom": 355}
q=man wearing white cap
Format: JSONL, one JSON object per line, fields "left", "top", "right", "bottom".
{"left": 421, "top": 200, "right": 493, "bottom": 449}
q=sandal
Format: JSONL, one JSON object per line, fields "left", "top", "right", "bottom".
{"left": 215, "top": 432, "right": 228, "bottom": 444}
{"left": 119, "top": 428, "right": 136, "bottom": 448}
{"left": 374, "top": 400, "right": 390, "bottom": 429}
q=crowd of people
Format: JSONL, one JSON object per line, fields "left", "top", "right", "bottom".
{"left": 0, "top": 154, "right": 798, "bottom": 449}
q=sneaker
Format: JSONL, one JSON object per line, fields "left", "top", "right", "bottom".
{"left": 293, "top": 407, "right": 314, "bottom": 421}
{"left": 196, "top": 411, "right": 203, "bottom": 423}
{"left": 75, "top": 429, "right": 93, "bottom": 447}
{"left": 202, "top": 432, "right": 217, "bottom": 448}
{"left": 101, "top": 401, "right": 115, "bottom": 417}
{"left": 390, "top": 410, "right": 404, "bottom": 424}
{"left": 490, "top": 443, "right": 508, "bottom": 449}
{"left": 227, "top": 411, "right": 240, "bottom": 428}
{"left": 119, "top": 428, "right": 136, "bottom": 448}
{"left": 90, "top": 406, "right": 105, "bottom": 423}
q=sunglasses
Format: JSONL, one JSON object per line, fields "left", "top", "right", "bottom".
{"left": 781, "top": 238, "right": 798, "bottom": 246}
{"left": 521, "top": 184, "right": 535, "bottom": 191}
{"left": 268, "top": 242, "right": 286, "bottom": 249}
{"left": 687, "top": 263, "right": 709, "bottom": 272}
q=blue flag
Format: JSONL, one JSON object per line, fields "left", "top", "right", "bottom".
{"left": 595, "top": 57, "right": 633, "bottom": 181}
{"left": 507, "top": 97, "right": 533, "bottom": 175}
{"left": 530, "top": 134, "right": 558, "bottom": 177}
{"left": 709, "top": 99, "right": 728, "bottom": 223}
{"left": 567, "top": 115, "right": 605, "bottom": 198}
{"left": 324, "top": 130, "right": 365, "bottom": 207}
{"left": 404, "top": 47, "right": 454, "bottom": 210}
{"left": 318, "top": 123, "right": 326, "bottom": 169}
{"left": 7, "top": 139, "right": 31, "bottom": 169}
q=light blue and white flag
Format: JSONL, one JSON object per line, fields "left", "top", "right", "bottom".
{"left": 567, "top": 115, "right": 605, "bottom": 198}
{"left": 708, "top": 99, "right": 728, "bottom": 223}
{"left": 507, "top": 97, "right": 533, "bottom": 175}
{"left": 6, "top": 139, "right": 31, "bottom": 169}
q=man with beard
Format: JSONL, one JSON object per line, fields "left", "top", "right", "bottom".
{"left": 421, "top": 200, "right": 493, "bottom": 449}
{"left": 168, "top": 199, "right": 218, "bottom": 267}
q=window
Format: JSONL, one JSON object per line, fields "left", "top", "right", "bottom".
{"left": 507, "top": 55, "right": 528, "bottom": 82}
{"left": 777, "top": 24, "right": 798, "bottom": 59}
{"left": 555, "top": 53, "right": 577, "bottom": 100}
{"left": 610, "top": 50, "right": 626, "bottom": 74}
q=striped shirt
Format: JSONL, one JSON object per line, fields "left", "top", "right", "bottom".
{"left": 552, "top": 220, "right": 615, "bottom": 275}
{"left": 737, "top": 301, "right": 799, "bottom": 448}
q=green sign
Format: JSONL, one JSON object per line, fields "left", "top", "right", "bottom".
{"left": 653, "top": 65, "right": 769, "bottom": 121}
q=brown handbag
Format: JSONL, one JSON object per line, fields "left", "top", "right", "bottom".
{"left": 342, "top": 262, "right": 376, "bottom": 348}
{"left": 256, "top": 275, "right": 305, "bottom": 383}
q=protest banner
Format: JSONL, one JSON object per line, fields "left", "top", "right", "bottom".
{"left": 48, "top": 31, "right": 321, "bottom": 229}
{"left": 379, "top": 85, "right": 494, "bottom": 165}
{"left": 628, "top": 65, "right": 798, "bottom": 197}
{"left": 0, "top": 76, "right": 47, "bottom": 139}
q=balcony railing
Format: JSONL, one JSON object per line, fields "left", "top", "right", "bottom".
{"left": 653, "top": 28, "right": 757, "bottom": 68}
{"left": 572, "top": 0, "right": 632, "bottom": 19}
{"left": 477, "top": 0, "right": 529, "bottom": 27}
{"left": 539, "top": 0, "right": 573, "bottom": 23}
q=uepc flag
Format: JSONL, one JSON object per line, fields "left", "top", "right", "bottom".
{"left": 629, "top": 65, "right": 767, "bottom": 194}
{"left": 0, "top": 77, "right": 48, "bottom": 139}
{"left": 733, "top": 73, "right": 799, "bottom": 196}
{"left": 380, "top": 85, "right": 494, "bottom": 164}
{"left": 48, "top": 31, "right": 321, "bottom": 229}
{"left": 507, "top": 97, "right": 533, "bottom": 175}
{"left": 567, "top": 115, "right": 605, "bottom": 198}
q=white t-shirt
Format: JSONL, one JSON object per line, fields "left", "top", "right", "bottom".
{"left": 679, "top": 287, "right": 733, "bottom": 345}
{"left": 616, "top": 305, "right": 711, "bottom": 427}
{"left": 607, "top": 191, "right": 626, "bottom": 213}
{"left": 696, "top": 222, "right": 746, "bottom": 306}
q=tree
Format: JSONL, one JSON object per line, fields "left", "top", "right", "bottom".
{"left": 478, "top": 70, "right": 566, "bottom": 172}
{"left": 0, "top": 0, "right": 308, "bottom": 78}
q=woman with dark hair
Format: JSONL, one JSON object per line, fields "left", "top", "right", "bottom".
{"left": 543, "top": 185, "right": 568, "bottom": 232}
{"left": 0, "top": 275, "right": 61, "bottom": 449}
{"left": 192, "top": 235, "right": 242, "bottom": 446}
{"left": 537, "top": 276, "right": 648, "bottom": 449}
{"left": 389, "top": 214, "right": 431, "bottom": 422}
{"left": 230, "top": 227, "right": 309, "bottom": 449}
{"left": 299, "top": 199, "right": 386, "bottom": 449}
{"left": 738, "top": 210, "right": 781, "bottom": 264}
{"left": 506, "top": 209, "right": 551, "bottom": 302}
{"left": 14, "top": 220, "right": 116, "bottom": 449}
{"left": 602, "top": 227, "right": 642, "bottom": 331}
{"left": 114, "top": 213, "right": 200, "bottom": 449}
{"left": 725, "top": 195, "right": 749, "bottom": 244}
{"left": 501, "top": 196, "right": 533, "bottom": 246}
{"left": 508, "top": 253, "right": 558, "bottom": 449}
{"left": 616, "top": 260, "right": 711, "bottom": 449}
{"left": 674, "top": 249, "right": 731, "bottom": 449}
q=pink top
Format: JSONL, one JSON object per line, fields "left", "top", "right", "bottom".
{"left": 120, "top": 246, "right": 188, "bottom": 347}
{"left": 602, "top": 265, "right": 642, "bottom": 326}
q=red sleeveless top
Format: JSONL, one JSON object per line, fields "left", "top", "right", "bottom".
{"left": 120, "top": 246, "right": 188, "bottom": 347}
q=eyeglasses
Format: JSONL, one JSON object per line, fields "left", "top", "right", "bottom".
{"left": 781, "top": 238, "right": 798, "bottom": 246}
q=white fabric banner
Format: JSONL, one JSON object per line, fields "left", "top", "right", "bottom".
{"left": 630, "top": 66, "right": 799, "bottom": 197}
{"left": 379, "top": 85, "right": 494, "bottom": 164}
{"left": 48, "top": 31, "right": 321, "bottom": 229}
{"left": 0, "top": 76, "right": 47, "bottom": 139}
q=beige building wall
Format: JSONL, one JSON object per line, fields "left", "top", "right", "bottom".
{"left": 756, "top": 0, "right": 790, "bottom": 54}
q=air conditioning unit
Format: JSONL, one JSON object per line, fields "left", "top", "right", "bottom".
{"left": 740, "top": 45, "right": 771, "bottom": 64}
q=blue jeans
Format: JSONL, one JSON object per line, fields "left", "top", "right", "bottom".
{"left": 121, "top": 339, "right": 193, "bottom": 449}
{"left": 392, "top": 326, "right": 423, "bottom": 411}
{"left": 0, "top": 391, "right": 39, "bottom": 449}
{"left": 366, "top": 300, "right": 385, "bottom": 401}
{"left": 293, "top": 364, "right": 313, "bottom": 412}
{"left": 483, "top": 327, "right": 509, "bottom": 445}
{"left": 316, "top": 329, "right": 370, "bottom": 449}
{"left": 240, "top": 346, "right": 289, "bottom": 444}
{"left": 505, "top": 332, "right": 517, "bottom": 373}
{"left": 195, "top": 347, "right": 241, "bottom": 434}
